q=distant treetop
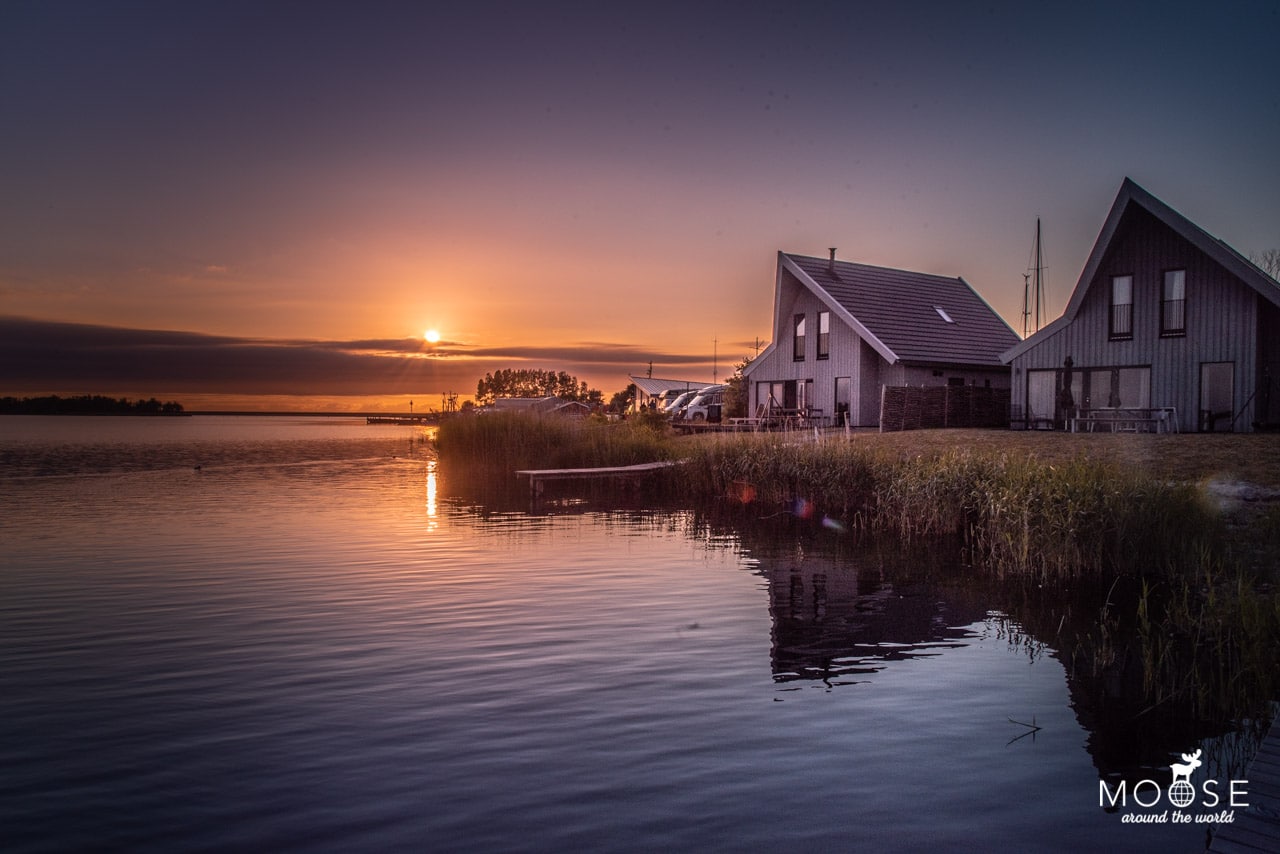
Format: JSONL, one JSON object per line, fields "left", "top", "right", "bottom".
{"left": 475, "top": 369, "right": 602, "bottom": 406}
{"left": 0, "top": 395, "right": 186, "bottom": 415}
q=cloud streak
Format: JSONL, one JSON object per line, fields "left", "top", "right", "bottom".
{"left": 0, "top": 317, "right": 720, "bottom": 398}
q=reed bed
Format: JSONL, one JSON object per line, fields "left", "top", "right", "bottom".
{"left": 790, "top": 429, "right": 1280, "bottom": 488}
{"left": 676, "top": 430, "right": 1278, "bottom": 722}
{"left": 436, "top": 411, "right": 673, "bottom": 473}
{"left": 436, "top": 418, "right": 1278, "bottom": 720}
{"left": 1133, "top": 565, "right": 1280, "bottom": 721}
{"left": 679, "top": 433, "right": 1222, "bottom": 582}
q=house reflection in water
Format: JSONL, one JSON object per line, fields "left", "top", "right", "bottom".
{"left": 745, "top": 535, "right": 1266, "bottom": 786}
{"left": 757, "top": 547, "right": 991, "bottom": 685}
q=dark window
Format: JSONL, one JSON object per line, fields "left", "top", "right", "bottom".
{"left": 1162, "top": 269, "right": 1186, "bottom": 336}
{"left": 793, "top": 314, "right": 806, "bottom": 361}
{"left": 1078, "top": 366, "right": 1151, "bottom": 409}
{"left": 817, "top": 311, "right": 830, "bottom": 359}
{"left": 1110, "top": 275, "right": 1133, "bottom": 339}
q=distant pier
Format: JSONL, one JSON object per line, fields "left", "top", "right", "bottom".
{"left": 366, "top": 415, "right": 440, "bottom": 425}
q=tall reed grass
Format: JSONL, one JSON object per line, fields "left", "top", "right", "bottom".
{"left": 435, "top": 411, "right": 673, "bottom": 473}
{"left": 679, "top": 433, "right": 1222, "bottom": 582}
{"left": 677, "top": 432, "right": 1276, "bottom": 723}
{"left": 1133, "top": 563, "right": 1280, "bottom": 721}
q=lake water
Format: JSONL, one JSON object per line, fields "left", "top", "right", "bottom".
{"left": 0, "top": 416, "right": 1249, "bottom": 851}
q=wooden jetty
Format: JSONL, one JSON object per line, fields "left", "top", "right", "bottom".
{"left": 1207, "top": 718, "right": 1280, "bottom": 853}
{"left": 515, "top": 460, "right": 681, "bottom": 497}
{"left": 366, "top": 415, "right": 439, "bottom": 425}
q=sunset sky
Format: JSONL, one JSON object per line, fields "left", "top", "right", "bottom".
{"left": 3, "top": 1, "right": 1278, "bottom": 411}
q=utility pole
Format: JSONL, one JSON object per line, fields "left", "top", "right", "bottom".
{"left": 713, "top": 337, "right": 718, "bottom": 383}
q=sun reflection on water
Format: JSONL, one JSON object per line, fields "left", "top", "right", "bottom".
{"left": 425, "top": 460, "right": 438, "bottom": 528}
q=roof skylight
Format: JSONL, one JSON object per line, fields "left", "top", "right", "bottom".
{"left": 934, "top": 306, "right": 955, "bottom": 323}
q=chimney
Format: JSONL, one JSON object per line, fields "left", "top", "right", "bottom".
{"left": 828, "top": 248, "right": 837, "bottom": 274}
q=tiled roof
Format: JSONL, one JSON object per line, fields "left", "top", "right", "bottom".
{"left": 783, "top": 253, "right": 1019, "bottom": 366}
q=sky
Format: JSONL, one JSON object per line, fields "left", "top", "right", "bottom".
{"left": 2, "top": 1, "right": 1278, "bottom": 411}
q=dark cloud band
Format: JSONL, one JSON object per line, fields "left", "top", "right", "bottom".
{"left": 0, "top": 316, "right": 716, "bottom": 396}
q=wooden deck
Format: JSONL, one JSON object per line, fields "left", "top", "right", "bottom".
{"left": 515, "top": 460, "right": 682, "bottom": 496}
{"left": 1208, "top": 718, "right": 1280, "bottom": 853}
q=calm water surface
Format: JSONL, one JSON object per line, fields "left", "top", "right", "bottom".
{"left": 0, "top": 416, "right": 1223, "bottom": 851}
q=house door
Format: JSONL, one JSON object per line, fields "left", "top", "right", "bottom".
{"left": 834, "top": 377, "right": 851, "bottom": 426}
{"left": 1026, "top": 370, "right": 1056, "bottom": 428}
{"left": 1200, "top": 362, "right": 1234, "bottom": 432}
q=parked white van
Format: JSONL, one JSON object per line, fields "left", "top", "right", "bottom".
{"left": 664, "top": 390, "right": 700, "bottom": 418}
{"left": 682, "top": 385, "right": 725, "bottom": 423}
{"left": 657, "top": 389, "right": 686, "bottom": 409}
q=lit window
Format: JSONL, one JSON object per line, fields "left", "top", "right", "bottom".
{"left": 817, "top": 311, "right": 830, "bottom": 359}
{"left": 793, "top": 314, "right": 806, "bottom": 361}
{"left": 1110, "top": 275, "right": 1133, "bottom": 339}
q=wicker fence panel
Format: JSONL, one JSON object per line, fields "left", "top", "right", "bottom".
{"left": 879, "top": 386, "right": 1010, "bottom": 432}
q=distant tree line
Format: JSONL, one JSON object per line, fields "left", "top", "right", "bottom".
{"left": 0, "top": 395, "right": 186, "bottom": 415}
{"left": 475, "top": 369, "right": 603, "bottom": 406}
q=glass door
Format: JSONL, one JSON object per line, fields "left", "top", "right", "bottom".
{"left": 834, "top": 377, "right": 851, "bottom": 426}
{"left": 1199, "top": 362, "right": 1234, "bottom": 432}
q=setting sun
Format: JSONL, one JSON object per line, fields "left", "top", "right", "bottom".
{"left": 424, "top": 329, "right": 440, "bottom": 343}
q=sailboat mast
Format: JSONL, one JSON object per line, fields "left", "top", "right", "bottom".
{"left": 1022, "top": 273, "right": 1031, "bottom": 338}
{"left": 1022, "top": 217, "right": 1047, "bottom": 337}
{"left": 1034, "top": 217, "right": 1043, "bottom": 332}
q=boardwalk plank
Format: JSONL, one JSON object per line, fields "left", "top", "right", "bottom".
{"left": 1209, "top": 718, "right": 1280, "bottom": 852}
{"left": 515, "top": 460, "right": 682, "bottom": 496}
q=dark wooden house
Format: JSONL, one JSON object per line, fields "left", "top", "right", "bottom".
{"left": 1002, "top": 179, "right": 1280, "bottom": 432}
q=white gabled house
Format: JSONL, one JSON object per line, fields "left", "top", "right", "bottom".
{"left": 743, "top": 251, "right": 1019, "bottom": 427}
